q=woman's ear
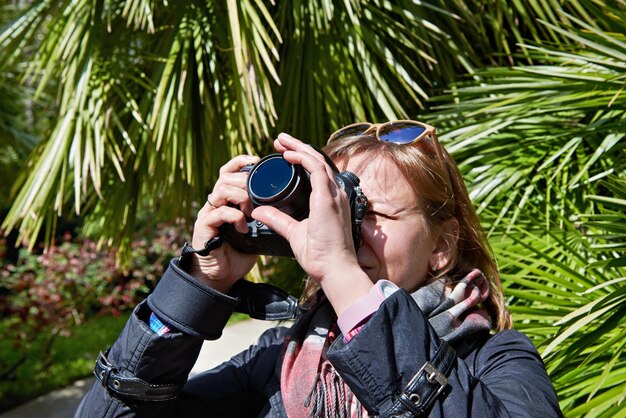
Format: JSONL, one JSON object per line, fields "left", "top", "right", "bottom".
{"left": 429, "top": 218, "right": 459, "bottom": 271}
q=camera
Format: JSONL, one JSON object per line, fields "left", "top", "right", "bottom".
{"left": 218, "top": 150, "right": 368, "bottom": 257}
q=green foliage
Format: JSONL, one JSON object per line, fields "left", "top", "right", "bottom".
{"left": 0, "top": 68, "right": 37, "bottom": 209}
{"left": 0, "top": 1, "right": 41, "bottom": 210}
{"left": 0, "top": 216, "right": 295, "bottom": 409}
{"left": 0, "top": 313, "right": 130, "bottom": 413}
{"left": 0, "top": 222, "right": 186, "bottom": 386}
{"left": 489, "top": 204, "right": 626, "bottom": 416}
{"left": 431, "top": 12, "right": 626, "bottom": 228}
{"left": 428, "top": 6, "right": 626, "bottom": 415}
{"left": 583, "top": 177, "right": 626, "bottom": 269}
{"left": 1, "top": 0, "right": 625, "bottom": 416}
{"left": 0, "top": 0, "right": 610, "bottom": 262}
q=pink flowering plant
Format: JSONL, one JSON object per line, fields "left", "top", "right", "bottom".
{"left": 0, "top": 222, "right": 186, "bottom": 382}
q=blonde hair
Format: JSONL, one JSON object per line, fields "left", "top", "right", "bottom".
{"left": 303, "top": 133, "right": 512, "bottom": 331}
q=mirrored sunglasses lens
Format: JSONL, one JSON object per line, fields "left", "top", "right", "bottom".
{"left": 379, "top": 124, "right": 426, "bottom": 144}
{"left": 329, "top": 124, "right": 371, "bottom": 142}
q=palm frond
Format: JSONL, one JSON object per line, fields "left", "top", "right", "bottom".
{"left": 488, "top": 203, "right": 626, "bottom": 414}
{"left": 431, "top": 10, "right": 626, "bottom": 228}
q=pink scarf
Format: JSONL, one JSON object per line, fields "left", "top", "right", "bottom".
{"left": 281, "top": 269, "right": 492, "bottom": 418}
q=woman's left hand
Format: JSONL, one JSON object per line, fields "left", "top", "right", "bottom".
{"left": 252, "top": 133, "right": 372, "bottom": 314}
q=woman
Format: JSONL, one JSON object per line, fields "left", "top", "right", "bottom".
{"left": 76, "top": 121, "right": 562, "bottom": 417}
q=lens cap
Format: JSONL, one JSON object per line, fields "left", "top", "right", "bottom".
{"left": 248, "top": 155, "right": 294, "bottom": 202}
{"left": 247, "top": 154, "right": 310, "bottom": 219}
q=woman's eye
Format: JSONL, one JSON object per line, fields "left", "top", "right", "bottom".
{"left": 366, "top": 211, "right": 387, "bottom": 219}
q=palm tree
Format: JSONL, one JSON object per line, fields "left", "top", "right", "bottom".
{"left": 0, "top": 2, "right": 37, "bottom": 211}
{"left": 486, "top": 182, "right": 625, "bottom": 416}
{"left": 0, "top": 71, "right": 35, "bottom": 210}
{"left": 2, "top": 1, "right": 624, "bottom": 414}
{"left": 0, "top": 0, "right": 605, "bottom": 258}
{"left": 429, "top": 7, "right": 626, "bottom": 415}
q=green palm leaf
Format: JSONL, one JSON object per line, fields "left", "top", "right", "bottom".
{"left": 1, "top": 0, "right": 625, "bottom": 415}
{"left": 426, "top": 6, "right": 626, "bottom": 414}
{"left": 431, "top": 11, "right": 626, "bottom": 229}
{"left": 489, "top": 202, "right": 626, "bottom": 414}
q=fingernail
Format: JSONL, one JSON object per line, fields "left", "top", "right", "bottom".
{"left": 278, "top": 132, "right": 295, "bottom": 140}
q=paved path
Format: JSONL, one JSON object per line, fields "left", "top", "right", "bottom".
{"left": 0, "top": 319, "right": 281, "bottom": 418}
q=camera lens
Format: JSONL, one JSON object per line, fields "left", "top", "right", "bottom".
{"left": 248, "top": 156, "right": 294, "bottom": 201}
{"left": 247, "top": 154, "right": 310, "bottom": 219}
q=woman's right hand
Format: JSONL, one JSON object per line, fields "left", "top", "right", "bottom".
{"left": 187, "top": 155, "right": 260, "bottom": 293}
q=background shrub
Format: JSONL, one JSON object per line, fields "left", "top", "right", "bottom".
{"left": 0, "top": 218, "right": 306, "bottom": 411}
{"left": 0, "top": 221, "right": 187, "bottom": 411}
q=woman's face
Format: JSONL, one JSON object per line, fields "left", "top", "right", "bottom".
{"left": 340, "top": 153, "right": 438, "bottom": 291}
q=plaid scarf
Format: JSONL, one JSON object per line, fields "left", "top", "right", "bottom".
{"left": 280, "top": 269, "right": 492, "bottom": 418}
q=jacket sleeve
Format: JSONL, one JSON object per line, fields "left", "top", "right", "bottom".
{"left": 74, "top": 258, "right": 240, "bottom": 418}
{"left": 327, "top": 289, "right": 563, "bottom": 418}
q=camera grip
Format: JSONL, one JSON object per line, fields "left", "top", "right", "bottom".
{"left": 218, "top": 219, "right": 295, "bottom": 257}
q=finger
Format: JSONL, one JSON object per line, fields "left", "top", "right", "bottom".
{"left": 276, "top": 133, "right": 327, "bottom": 165}
{"left": 206, "top": 183, "right": 250, "bottom": 209}
{"left": 276, "top": 134, "right": 340, "bottom": 188}
{"left": 217, "top": 171, "right": 251, "bottom": 189}
{"left": 194, "top": 206, "right": 249, "bottom": 246}
{"left": 207, "top": 164, "right": 256, "bottom": 210}
{"left": 200, "top": 199, "right": 249, "bottom": 223}
{"left": 219, "top": 155, "right": 260, "bottom": 175}
{"left": 282, "top": 150, "right": 337, "bottom": 187}
{"left": 219, "top": 183, "right": 255, "bottom": 216}
{"left": 273, "top": 137, "right": 289, "bottom": 154}
{"left": 251, "top": 206, "right": 297, "bottom": 241}
{"left": 296, "top": 152, "right": 350, "bottom": 217}
{"left": 197, "top": 205, "right": 248, "bottom": 231}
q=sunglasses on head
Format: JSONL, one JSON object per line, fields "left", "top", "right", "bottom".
{"left": 327, "top": 120, "right": 438, "bottom": 153}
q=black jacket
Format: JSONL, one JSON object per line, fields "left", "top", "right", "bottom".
{"left": 75, "top": 259, "right": 562, "bottom": 417}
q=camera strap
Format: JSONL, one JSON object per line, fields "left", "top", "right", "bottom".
{"left": 230, "top": 279, "right": 300, "bottom": 321}
{"left": 177, "top": 237, "right": 301, "bottom": 322}
{"left": 180, "top": 236, "right": 223, "bottom": 258}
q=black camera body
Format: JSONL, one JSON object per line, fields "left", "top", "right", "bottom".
{"left": 218, "top": 151, "right": 368, "bottom": 257}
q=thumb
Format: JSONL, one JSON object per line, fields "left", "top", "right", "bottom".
{"left": 251, "top": 206, "right": 297, "bottom": 240}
